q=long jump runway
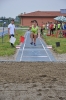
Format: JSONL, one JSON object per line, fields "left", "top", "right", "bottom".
{"left": 16, "top": 31, "right": 56, "bottom": 62}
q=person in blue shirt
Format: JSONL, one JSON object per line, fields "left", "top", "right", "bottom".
{"left": 62, "top": 22, "right": 66, "bottom": 37}
{"left": 64, "top": 22, "right": 66, "bottom": 30}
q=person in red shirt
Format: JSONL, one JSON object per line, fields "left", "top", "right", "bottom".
{"left": 49, "top": 22, "right": 54, "bottom": 35}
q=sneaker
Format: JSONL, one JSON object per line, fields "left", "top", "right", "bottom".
{"left": 34, "top": 43, "right": 36, "bottom": 46}
{"left": 30, "top": 42, "right": 33, "bottom": 45}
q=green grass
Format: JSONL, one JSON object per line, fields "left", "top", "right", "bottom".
{"left": 42, "top": 31, "right": 66, "bottom": 54}
{"left": 0, "top": 30, "right": 25, "bottom": 56}
{"left": 0, "top": 29, "right": 66, "bottom": 56}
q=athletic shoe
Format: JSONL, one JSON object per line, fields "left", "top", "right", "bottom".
{"left": 34, "top": 43, "right": 36, "bottom": 46}
{"left": 30, "top": 42, "right": 33, "bottom": 45}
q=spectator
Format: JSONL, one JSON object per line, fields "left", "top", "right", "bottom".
{"left": 62, "top": 22, "right": 66, "bottom": 37}
{"left": 56, "top": 21, "right": 61, "bottom": 37}
{"left": 53, "top": 22, "right": 56, "bottom": 31}
{"left": 64, "top": 22, "right": 66, "bottom": 30}
{"left": 46, "top": 22, "right": 49, "bottom": 30}
{"left": 62, "top": 22, "right": 64, "bottom": 30}
{"left": 8, "top": 19, "right": 16, "bottom": 47}
{"left": 49, "top": 22, "right": 54, "bottom": 35}
{"left": 40, "top": 22, "right": 45, "bottom": 35}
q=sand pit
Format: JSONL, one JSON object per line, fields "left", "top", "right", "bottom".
{"left": 0, "top": 62, "right": 66, "bottom": 100}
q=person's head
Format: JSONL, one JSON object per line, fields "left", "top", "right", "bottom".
{"left": 11, "top": 19, "right": 14, "bottom": 24}
{"left": 32, "top": 20, "right": 38, "bottom": 26}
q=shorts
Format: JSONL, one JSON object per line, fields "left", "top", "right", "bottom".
{"left": 10, "top": 34, "right": 14, "bottom": 38}
{"left": 30, "top": 33, "right": 38, "bottom": 38}
{"left": 31, "top": 30, "right": 38, "bottom": 34}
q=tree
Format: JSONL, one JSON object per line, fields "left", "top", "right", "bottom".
{"left": 15, "top": 16, "right": 20, "bottom": 22}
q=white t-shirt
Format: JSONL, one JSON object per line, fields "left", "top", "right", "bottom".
{"left": 47, "top": 23, "right": 49, "bottom": 29}
{"left": 8, "top": 23, "right": 15, "bottom": 35}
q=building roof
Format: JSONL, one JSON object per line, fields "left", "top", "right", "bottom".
{"left": 18, "top": 11, "right": 66, "bottom": 17}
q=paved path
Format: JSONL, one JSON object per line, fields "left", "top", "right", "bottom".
{"left": 16, "top": 31, "right": 56, "bottom": 62}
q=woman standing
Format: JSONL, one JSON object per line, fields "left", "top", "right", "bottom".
{"left": 56, "top": 21, "right": 61, "bottom": 37}
{"left": 49, "top": 22, "right": 54, "bottom": 35}
{"left": 30, "top": 20, "right": 39, "bottom": 46}
{"left": 46, "top": 22, "right": 50, "bottom": 35}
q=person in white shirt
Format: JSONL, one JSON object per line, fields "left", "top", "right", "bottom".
{"left": 8, "top": 19, "right": 16, "bottom": 47}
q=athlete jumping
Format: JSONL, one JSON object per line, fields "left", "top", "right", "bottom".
{"left": 29, "top": 20, "right": 39, "bottom": 46}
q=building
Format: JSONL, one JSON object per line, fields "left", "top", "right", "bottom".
{"left": 18, "top": 11, "right": 66, "bottom": 26}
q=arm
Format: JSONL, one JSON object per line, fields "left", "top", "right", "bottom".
{"left": 28, "top": 26, "right": 32, "bottom": 31}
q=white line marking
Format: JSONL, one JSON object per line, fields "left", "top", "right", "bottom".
{"left": 19, "top": 47, "right": 52, "bottom": 51}
{"left": 19, "top": 49, "right": 44, "bottom": 51}
{"left": 20, "top": 32, "right": 28, "bottom": 61}
{"left": 23, "top": 56, "right": 48, "bottom": 57}
{"left": 39, "top": 38, "right": 52, "bottom": 61}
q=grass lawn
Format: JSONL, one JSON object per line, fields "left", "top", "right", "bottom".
{"left": 0, "top": 30, "right": 25, "bottom": 56}
{"left": 42, "top": 30, "right": 66, "bottom": 54}
{"left": 20, "top": 26, "right": 29, "bottom": 28}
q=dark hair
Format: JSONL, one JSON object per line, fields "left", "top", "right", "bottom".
{"left": 11, "top": 19, "right": 14, "bottom": 21}
{"left": 31, "top": 20, "right": 38, "bottom": 25}
{"left": 31, "top": 20, "right": 37, "bottom": 23}
{"left": 33, "top": 20, "right": 37, "bottom": 23}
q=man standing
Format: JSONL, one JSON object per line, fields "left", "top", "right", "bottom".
{"left": 8, "top": 19, "right": 16, "bottom": 47}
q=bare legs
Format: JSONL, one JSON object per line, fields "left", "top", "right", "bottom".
{"left": 30, "top": 33, "right": 33, "bottom": 43}
{"left": 33, "top": 35, "right": 37, "bottom": 46}
{"left": 30, "top": 33, "right": 37, "bottom": 46}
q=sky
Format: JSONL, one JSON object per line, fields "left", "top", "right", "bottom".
{"left": 0, "top": 0, "right": 66, "bottom": 18}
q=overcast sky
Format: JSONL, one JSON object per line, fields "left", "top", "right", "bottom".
{"left": 0, "top": 0, "right": 66, "bottom": 18}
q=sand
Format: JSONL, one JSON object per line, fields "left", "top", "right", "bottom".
{"left": 0, "top": 62, "right": 66, "bottom": 100}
